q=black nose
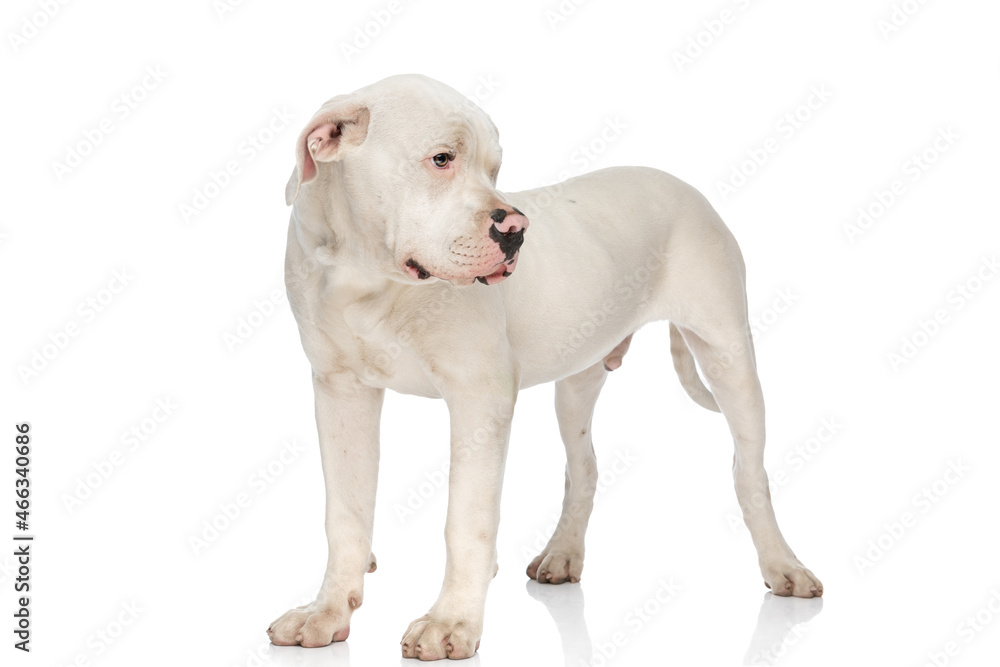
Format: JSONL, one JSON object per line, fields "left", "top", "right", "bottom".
{"left": 489, "top": 220, "right": 525, "bottom": 261}
{"left": 490, "top": 208, "right": 507, "bottom": 224}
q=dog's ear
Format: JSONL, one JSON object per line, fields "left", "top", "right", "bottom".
{"left": 285, "top": 96, "right": 370, "bottom": 206}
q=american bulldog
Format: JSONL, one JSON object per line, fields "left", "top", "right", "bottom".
{"left": 267, "top": 74, "right": 822, "bottom": 661}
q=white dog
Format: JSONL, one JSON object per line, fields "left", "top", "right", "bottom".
{"left": 268, "top": 74, "right": 822, "bottom": 660}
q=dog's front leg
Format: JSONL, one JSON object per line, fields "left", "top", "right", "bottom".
{"left": 269, "top": 371, "right": 383, "bottom": 647}
{"left": 401, "top": 384, "right": 516, "bottom": 661}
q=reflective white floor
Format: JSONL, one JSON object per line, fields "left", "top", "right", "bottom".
{"left": 253, "top": 584, "right": 825, "bottom": 667}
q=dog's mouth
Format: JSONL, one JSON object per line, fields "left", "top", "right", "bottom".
{"left": 405, "top": 258, "right": 432, "bottom": 281}
{"left": 476, "top": 253, "right": 518, "bottom": 285}
{"left": 404, "top": 252, "right": 519, "bottom": 286}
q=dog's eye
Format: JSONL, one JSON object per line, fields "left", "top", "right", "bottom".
{"left": 432, "top": 153, "right": 452, "bottom": 168}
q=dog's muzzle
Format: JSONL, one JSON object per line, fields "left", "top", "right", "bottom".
{"left": 404, "top": 207, "right": 529, "bottom": 286}
{"left": 474, "top": 207, "right": 528, "bottom": 285}
{"left": 488, "top": 208, "right": 527, "bottom": 260}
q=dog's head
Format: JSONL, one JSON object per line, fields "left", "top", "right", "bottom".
{"left": 286, "top": 74, "right": 528, "bottom": 286}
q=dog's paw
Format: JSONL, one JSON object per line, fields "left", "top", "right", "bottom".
{"left": 400, "top": 614, "right": 481, "bottom": 661}
{"left": 526, "top": 548, "right": 584, "bottom": 584}
{"left": 761, "top": 558, "right": 823, "bottom": 598}
{"left": 267, "top": 599, "right": 354, "bottom": 647}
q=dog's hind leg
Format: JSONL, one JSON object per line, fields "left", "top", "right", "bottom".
{"left": 674, "top": 314, "right": 822, "bottom": 597}
{"left": 527, "top": 361, "right": 608, "bottom": 584}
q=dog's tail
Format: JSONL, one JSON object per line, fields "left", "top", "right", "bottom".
{"left": 669, "top": 322, "right": 720, "bottom": 412}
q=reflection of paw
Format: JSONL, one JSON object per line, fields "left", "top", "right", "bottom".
{"left": 401, "top": 614, "right": 481, "bottom": 661}
{"left": 744, "top": 592, "right": 824, "bottom": 665}
{"left": 526, "top": 548, "right": 584, "bottom": 584}
{"left": 525, "top": 578, "right": 586, "bottom": 608}
{"left": 267, "top": 598, "right": 355, "bottom": 648}
{"left": 758, "top": 590, "right": 824, "bottom": 625}
{"left": 525, "top": 579, "right": 593, "bottom": 664}
{"left": 761, "top": 558, "right": 823, "bottom": 598}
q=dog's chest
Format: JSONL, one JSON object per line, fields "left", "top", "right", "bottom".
{"left": 306, "top": 276, "right": 441, "bottom": 397}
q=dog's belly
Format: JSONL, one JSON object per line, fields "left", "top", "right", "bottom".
{"left": 499, "top": 166, "right": 717, "bottom": 386}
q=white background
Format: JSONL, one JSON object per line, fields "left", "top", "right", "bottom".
{"left": 2, "top": 0, "right": 999, "bottom": 665}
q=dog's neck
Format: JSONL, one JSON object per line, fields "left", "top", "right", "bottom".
{"left": 289, "top": 162, "right": 397, "bottom": 279}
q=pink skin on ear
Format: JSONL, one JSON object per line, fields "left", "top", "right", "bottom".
{"left": 302, "top": 122, "right": 340, "bottom": 183}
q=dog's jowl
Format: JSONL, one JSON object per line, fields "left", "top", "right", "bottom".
{"left": 267, "top": 74, "right": 822, "bottom": 661}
